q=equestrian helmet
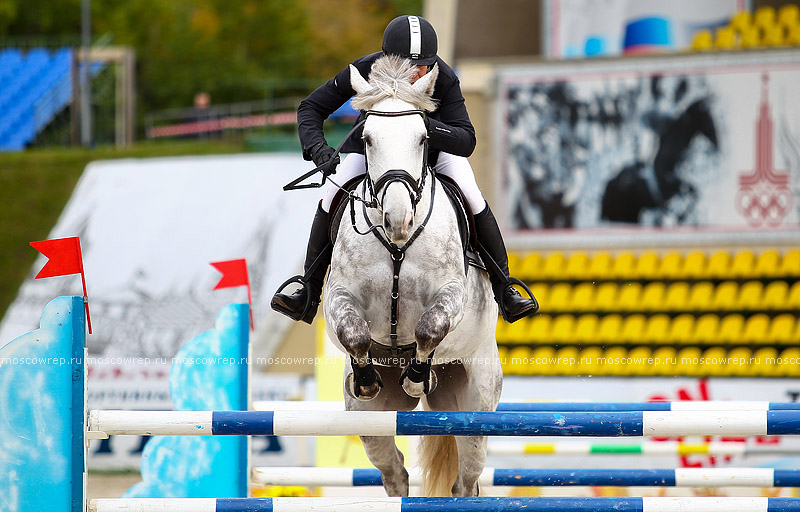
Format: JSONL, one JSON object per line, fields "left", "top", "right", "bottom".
{"left": 382, "top": 15, "right": 438, "bottom": 66}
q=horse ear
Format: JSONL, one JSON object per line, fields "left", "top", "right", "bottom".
{"left": 412, "top": 63, "right": 438, "bottom": 98}
{"left": 350, "top": 65, "right": 371, "bottom": 95}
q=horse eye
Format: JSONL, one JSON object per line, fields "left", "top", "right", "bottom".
{"left": 419, "top": 135, "right": 427, "bottom": 146}
{"left": 363, "top": 135, "right": 372, "bottom": 147}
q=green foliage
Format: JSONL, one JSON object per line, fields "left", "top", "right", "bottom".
{"left": 1, "top": 0, "right": 423, "bottom": 113}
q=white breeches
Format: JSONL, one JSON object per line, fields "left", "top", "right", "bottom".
{"left": 321, "top": 152, "right": 486, "bottom": 214}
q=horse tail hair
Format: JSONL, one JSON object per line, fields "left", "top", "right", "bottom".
{"left": 418, "top": 433, "right": 458, "bottom": 496}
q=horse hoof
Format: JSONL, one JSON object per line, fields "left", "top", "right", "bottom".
{"left": 401, "top": 368, "right": 438, "bottom": 398}
{"left": 345, "top": 372, "right": 382, "bottom": 401}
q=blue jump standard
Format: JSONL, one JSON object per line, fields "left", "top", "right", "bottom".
{"left": 209, "top": 410, "right": 800, "bottom": 436}
{"left": 158, "top": 497, "right": 800, "bottom": 512}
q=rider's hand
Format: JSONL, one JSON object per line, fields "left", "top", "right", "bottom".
{"left": 308, "top": 142, "right": 340, "bottom": 176}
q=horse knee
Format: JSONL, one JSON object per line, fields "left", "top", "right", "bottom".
{"left": 415, "top": 304, "right": 450, "bottom": 354}
{"left": 336, "top": 316, "right": 372, "bottom": 359}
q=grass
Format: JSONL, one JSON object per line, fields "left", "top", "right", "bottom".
{"left": 0, "top": 139, "right": 250, "bottom": 321}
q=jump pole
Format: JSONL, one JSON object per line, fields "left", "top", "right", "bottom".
{"left": 253, "top": 400, "right": 800, "bottom": 412}
{"left": 251, "top": 467, "right": 800, "bottom": 488}
{"left": 88, "top": 496, "right": 800, "bottom": 512}
{"left": 88, "top": 409, "right": 800, "bottom": 437}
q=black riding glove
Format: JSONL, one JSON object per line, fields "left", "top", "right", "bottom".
{"left": 307, "top": 142, "right": 340, "bottom": 176}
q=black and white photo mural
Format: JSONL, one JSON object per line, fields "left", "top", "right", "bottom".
{"left": 496, "top": 51, "right": 800, "bottom": 232}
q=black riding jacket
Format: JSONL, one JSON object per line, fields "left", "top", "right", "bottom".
{"left": 297, "top": 52, "right": 476, "bottom": 165}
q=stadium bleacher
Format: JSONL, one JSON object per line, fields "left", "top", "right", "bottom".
{"left": 0, "top": 47, "right": 80, "bottom": 151}
{"left": 499, "top": 248, "right": 800, "bottom": 378}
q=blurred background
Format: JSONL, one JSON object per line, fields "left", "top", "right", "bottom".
{"left": 1, "top": 0, "right": 800, "bottom": 502}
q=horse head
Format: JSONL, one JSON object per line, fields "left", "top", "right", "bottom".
{"left": 350, "top": 55, "right": 439, "bottom": 243}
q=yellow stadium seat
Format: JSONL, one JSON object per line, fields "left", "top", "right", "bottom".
{"left": 659, "top": 252, "right": 683, "bottom": 279}
{"left": 528, "top": 314, "right": 552, "bottom": 343}
{"left": 715, "top": 26, "right": 737, "bottom": 49}
{"left": 779, "top": 347, "right": 800, "bottom": 377}
{"left": 682, "top": 251, "right": 707, "bottom": 279}
{"left": 548, "top": 283, "right": 572, "bottom": 312}
{"left": 693, "top": 313, "right": 720, "bottom": 343}
{"left": 611, "top": 252, "right": 637, "bottom": 280}
{"left": 730, "top": 10, "right": 752, "bottom": 33}
{"left": 788, "top": 24, "right": 800, "bottom": 45}
{"left": 727, "top": 347, "right": 753, "bottom": 377}
{"left": 532, "top": 346, "right": 557, "bottom": 376}
{"left": 742, "top": 313, "right": 770, "bottom": 344}
{"left": 555, "top": 346, "right": 580, "bottom": 375}
{"left": 542, "top": 253, "right": 566, "bottom": 280}
{"left": 620, "top": 314, "right": 646, "bottom": 343}
{"left": 495, "top": 320, "right": 510, "bottom": 343}
{"left": 752, "top": 347, "right": 778, "bottom": 377}
{"left": 594, "top": 282, "right": 618, "bottom": 312}
{"left": 602, "top": 346, "right": 628, "bottom": 376}
{"left": 570, "top": 282, "right": 596, "bottom": 312}
{"left": 644, "top": 314, "right": 671, "bottom": 344}
{"left": 730, "top": 251, "right": 757, "bottom": 278}
{"left": 768, "top": 314, "right": 796, "bottom": 344}
{"left": 780, "top": 250, "right": 800, "bottom": 277}
{"left": 711, "top": 281, "right": 739, "bottom": 310}
{"left": 564, "top": 252, "right": 590, "bottom": 280}
{"left": 687, "top": 281, "right": 715, "bottom": 311}
{"left": 506, "top": 346, "right": 533, "bottom": 375}
{"left": 577, "top": 346, "right": 603, "bottom": 376}
{"left": 676, "top": 347, "right": 702, "bottom": 377}
{"left": 787, "top": 281, "right": 800, "bottom": 309}
{"left": 634, "top": 252, "right": 660, "bottom": 279}
{"left": 640, "top": 282, "right": 666, "bottom": 311}
{"left": 587, "top": 253, "right": 613, "bottom": 280}
{"left": 668, "top": 314, "right": 695, "bottom": 344}
{"left": 778, "top": 4, "right": 800, "bottom": 28}
{"left": 596, "top": 314, "right": 623, "bottom": 344}
{"left": 741, "top": 25, "right": 761, "bottom": 47}
{"left": 754, "top": 6, "right": 777, "bottom": 29}
{"left": 755, "top": 250, "right": 781, "bottom": 277}
{"left": 652, "top": 346, "right": 677, "bottom": 376}
{"left": 573, "top": 314, "right": 599, "bottom": 343}
{"left": 497, "top": 345, "right": 508, "bottom": 364}
{"left": 617, "top": 282, "right": 642, "bottom": 311}
{"left": 737, "top": 280, "right": 764, "bottom": 310}
{"left": 551, "top": 315, "right": 576, "bottom": 344}
{"left": 702, "top": 347, "right": 728, "bottom": 377}
{"left": 508, "top": 252, "right": 523, "bottom": 278}
{"left": 502, "top": 316, "right": 533, "bottom": 344}
{"left": 691, "top": 29, "right": 714, "bottom": 51}
{"left": 763, "top": 25, "right": 785, "bottom": 46}
{"left": 717, "top": 314, "right": 745, "bottom": 344}
{"left": 663, "top": 282, "right": 690, "bottom": 311}
{"left": 529, "top": 283, "right": 549, "bottom": 309}
{"left": 517, "top": 253, "right": 543, "bottom": 281}
{"left": 627, "top": 346, "right": 652, "bottom": 376}
{"left": 763, "top": 280, "right": 789, "bottom": 309}
{"left": 707, "top": 251, "right": 731, "bottom": 278}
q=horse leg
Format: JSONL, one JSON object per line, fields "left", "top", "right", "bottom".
{"left": 328, "top": 288, "right": 382, "bottom": 400}
{"left": 402, "top": 282, "right": 464, "bottom": 398}
{"left": 345, "top": 366, "right": 419, "bottom": 497}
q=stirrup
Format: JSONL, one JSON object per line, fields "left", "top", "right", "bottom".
{"left": 499, "top": 277, "right": 539, "bottom": 323}
{"left": 270, "top": 275, "right": 314, "bottom": 322}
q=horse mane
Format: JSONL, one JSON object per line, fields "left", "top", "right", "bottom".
{"left": 350, "top": 54, "right": 439, "bottom": 112}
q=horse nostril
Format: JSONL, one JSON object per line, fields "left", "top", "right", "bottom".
{"left": 407, "top": 217, "right": 414, "bottom": 230}
{"left": 383, "top": 213, "right": 392, "bottom": 231}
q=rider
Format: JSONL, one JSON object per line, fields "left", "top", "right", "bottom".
{"left": 271, "top": 14, "right": 538, "bottom": 325}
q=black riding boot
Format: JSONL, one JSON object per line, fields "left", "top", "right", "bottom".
{"left": 271, "top": 202, "right": 332, "bottom": 324}
{"left": 474, "top": 203, "right": 539, "bottom": 323}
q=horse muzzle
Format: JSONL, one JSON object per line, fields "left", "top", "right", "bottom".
{"left": 382, "top": 209, "right": 414, "bottom": 243}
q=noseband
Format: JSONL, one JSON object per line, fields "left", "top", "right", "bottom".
{"left": 363, "top": 109, "right": 429, "bottom": 212}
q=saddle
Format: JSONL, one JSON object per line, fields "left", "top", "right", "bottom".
{"left": 328, "top": 173, "right": 485, "bottom": 274}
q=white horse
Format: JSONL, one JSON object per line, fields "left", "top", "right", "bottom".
{"left": 322, "top": 55, "right": 502, "bottom": 497}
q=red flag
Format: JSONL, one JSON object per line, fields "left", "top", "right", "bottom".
{"left": 30, "top": 237, "right": 82, "bottom": 278}
{"left": 30, "top": 236, "right": 93, "bottom": 334}
{"left": 211, "top": 259, "right": 254, "bottom": 330}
